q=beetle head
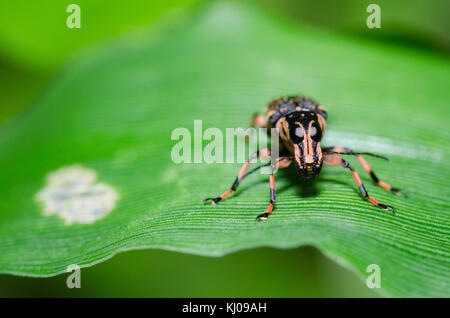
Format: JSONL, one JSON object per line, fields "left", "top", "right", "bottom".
{"left": 287, "top": 113, "right": 324, "bottom": 179}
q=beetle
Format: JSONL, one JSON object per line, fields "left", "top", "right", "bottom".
{"left": 204, "top": 96, "right": 407, "bottom": 220}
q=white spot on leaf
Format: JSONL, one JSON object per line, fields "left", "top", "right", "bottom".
{"left": 36, "top": 165, "right": 119, "bottom": 225}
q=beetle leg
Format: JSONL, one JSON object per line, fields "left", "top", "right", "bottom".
{"left": 323, "top": 146, "right": 407, "bottom": 197}
{"left": 323, "top": 153, "right": 396, "bottom": 213}
{"left": 255, "top": 158, "right": 292, "bottom": 220}
{"left": 244, "top": 113, "right": 266, "bottom": 141}
{"left": 203, "top": 149, "right": 271, "bottom": 204}
{"left": 250, "top": 113, "right": 266, "bottom": 128}
{"left": 277, "top": 156, "right": 293, "bottom": 169}
{"left": 256, "top": 166, "right": 276, "bottom": 220}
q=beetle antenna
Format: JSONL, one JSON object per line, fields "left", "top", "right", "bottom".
{"left": 325, "top": 151, "right": 390, "bottom": 162}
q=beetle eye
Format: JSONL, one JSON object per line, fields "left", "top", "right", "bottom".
{"left": 290, "top": 126, "right": 304, "bottom": 143}
{"left": 310, "top": 124, "right": 322, "bottom": 142}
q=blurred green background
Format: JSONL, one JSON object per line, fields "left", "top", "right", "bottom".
{"left": 0, "top": 0, "right": 447, "bottom": 297}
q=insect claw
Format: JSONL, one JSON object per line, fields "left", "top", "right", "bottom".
{"left": 392, "top": 188, "right": 408, "bottom": 198}
{"left": 378, "top": 203, "right": 396, "bottom": 214}
{"left": 203, "top": 197, "right": 222, "bottom": 205}
{"left": 256, "top": 212, "right": 270, "bottom": 220}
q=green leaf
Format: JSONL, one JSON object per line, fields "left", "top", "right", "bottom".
{"left": 0, "top": 0, "right": 203, "bottom": 71}
{"left": 0, "top": 1, "right": 448, "bottom": 297}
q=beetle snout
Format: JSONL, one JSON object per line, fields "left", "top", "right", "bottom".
{"left": 294, "top": 143, "right": 323, "bottom": 179}
{"left": 295, "top": 160, "right": 322, "bottom": 179}
{"left": 304, "top": 154, "right": 315, "bottom": 165}
{"left": 295, "top": 162, "right": 317, "bottom": 179}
